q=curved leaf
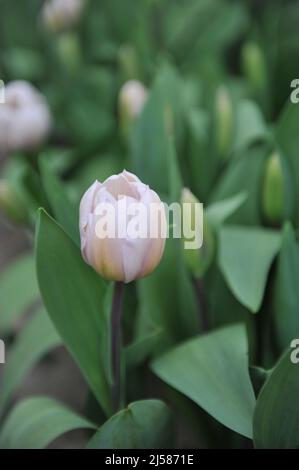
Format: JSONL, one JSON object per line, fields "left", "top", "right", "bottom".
{"left": 151, "top": 323, "right": 255, "bottom": 438}
{"left": 35, "top": 209, "right": 113, "bottom": 416}
{"left": 211, "top": 146, "right": 267, "bottom": 225}
{"left": 0, "top": 309, "right": 61, "bottom": 414}
{"left": 125, "top": 326, "right": 163, "bottom": 368}
{"left": 39, "top": 156, "right": 79, "bottom": 245}
{"left": 233, "top": 100, "right": 268, "bottom": 151}
{"left": 0, "top": 397, "right": 96, "bottom": 449}
{"left": 219, "top": 226, "right": 281, "bottom": 312}
{"left": 276, "top": 100, "right": 299, "bottom": 225}
{"left": 254, "top": 348, "right": 299, "bottom": 448}
{"left": 87, "top": 400, "right": 172, "bottom": 449}
{"left": 274, "top": 223, "right": 299, "bottom": 349}
{"left": 0, "top": 254, "right": 39, "bottom": 334}
{"left": 206, "top": 192, "right": 247, "bottom": 229}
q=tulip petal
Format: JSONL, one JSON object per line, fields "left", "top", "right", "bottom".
{"left": 122, "top": 170, "right": 141, "bottom": 183}
{"left": 121, "top": 237, "right": 149, "bottom": 283}
{"left": 139, "top": 237, "right": 166, "bottom": 279}
{"left": 79, "top": 181, "right": 101, "bottom": 232}
{"left": 94, "top": 236, "right": 125, "bottom": 282}
{"left": 103, "top": 173, "right": 139, "bottom": 199}
{"left": 79, "top": 170, "right": 166, "bottom": 282}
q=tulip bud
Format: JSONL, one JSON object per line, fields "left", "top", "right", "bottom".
{"left": 181, "top": 188, "right": 215, "bottom": 278}
{"left": 118, "top": 44, "right": 140, "bottom": 81}
{"left": 79, "top": 170, "right": 166, "bottom": 283}
{"left": 0, "top": 81, "right": 52, "bottom": 154}
{"left": 41, "top": 0, "right": 85, "bottom": 33}
{"left": 242, "top": 42, "right": 266, "bottom": 95}
{"left": 56, "top": 32, "right": 81, "bottom": 70}
{"left": 118, "top": 80, "right": 148, "bottom": 137}
{"left": 262, "top": 151, "right": 291, "bottom": 225}
{"left": 215, "top": 86, "right": 233, "bottom": 159}
{"left": 0, "top": 180, "right": 28, "bottom": 224}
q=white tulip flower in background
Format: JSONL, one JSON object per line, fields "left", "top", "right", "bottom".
{"left": 41, "top": 0, "right": 86, "bottom": 33}
{"left": 0, "top": 81, "right": 52, "bottom": 155}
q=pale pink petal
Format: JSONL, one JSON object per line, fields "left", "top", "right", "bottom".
{"left": 103, "top": 173, "right": 139, "bottom": 199}
{"left": 138, "top": 237, "right": 166, "bottom": 279}
{"left": 121, "top": 237, "right": 151, "bottom": 283}
{"left": 79, "top": 180, "right": 101, "bottom": 234}
{"left": 122, "top": 170, "right": 141, "bottom": 183}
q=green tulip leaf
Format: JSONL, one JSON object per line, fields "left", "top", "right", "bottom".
{"left": 0, "top": 254, "right": 39, "bottom": 335}
{"left": 233, "top": 100, "right": 269, "bottom": 151}
{"left": 206, "top": 192, "right": 248, "bottom": 229}
{"left": 137, "top": 235, "right": 199, "bottom": 350}
{"left": 131, "top": 64, "right": 184, "bottom": 194}
{"left": 35, "top": 209, "right": 113, "bottom": 416}
{"left": 39, "top": 155, "right": 79, "bottom": 245}
{"left": 211, "top": 146, "right": 267, "bottom": 225}
{"left": 87, "top": 400, "right": 172, "bottom": 449}
{"left": 136, "top": 137, "right": 199, "bottom": 348}
{"left": 254, "top": 347, "right": 299, "bottom": 448}
{"left": 187, "top": 108, "right": 211, "bottom": 200}
{"left": 151, "top": 323, "right": 255, "bottom": 438}
{"left": 219, "top": 225, "right": 281, "bottom": 312}
{"left": 0, "top": 308, "right": 61, "bottom": 414}
{"left": 274, "top": 223, "right": 299, "bottom": 349}
{"left": 125, "top": 326, "right": 163, "bottom": 368}
{"left": 276, "top": 99, "right": 299, "bottom": 225}
{"left": 0, "top": 396, "right": 96, "bottom": 449}
{"left": 249, "top": 366, "right": 272, "bottom": 396}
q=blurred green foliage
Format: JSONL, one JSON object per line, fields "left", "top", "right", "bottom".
{"left": 1, "top": 0, "right": 299, "bottom": 450}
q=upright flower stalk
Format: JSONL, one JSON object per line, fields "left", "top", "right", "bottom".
{"left": 110, "top": 281, "right": 124, "bottom": 412}
{"left": 191, "top": 278, "right": 209, "bottom": 332}
{"left": 181, "top": 188, "right": 215, "bottom": 332}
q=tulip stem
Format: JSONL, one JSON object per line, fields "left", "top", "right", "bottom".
{"left": 111, "top": 281, "right": 124, "bottom": 412}
{"left": 193, "top": 277, "right": 209, "bottom": 332}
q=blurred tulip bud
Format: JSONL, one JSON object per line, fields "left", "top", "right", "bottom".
{"left": 118, "top": 44, "right": 140, "bottom": 81}
{"left": 181, "top": 188, "right": 215, "bottom": 278}
{"left": 56, "top": 32, "right": 81, "bottom": 70}
{"left": 262, "top": 151, "right": 292, "bottom": 225}
{"left": 242, "top": 42, "right": 266, "bottom": 94}
{"left": 118, "top": 80, "right": 148, "bottom": 137}
{"left": 41, "top": 0, "right": 85, "bottom": 33}
{"left": 215, "top": 86, "right": 233, "bottom": 159}
{"left": 79, "top": 170, "right": 166, "bottom": 283}
{"left": 0, "top": 81, "right": 52, "bottom": 154}
{"left": 0, "top": 180, "right": 28, "bottom": 224}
